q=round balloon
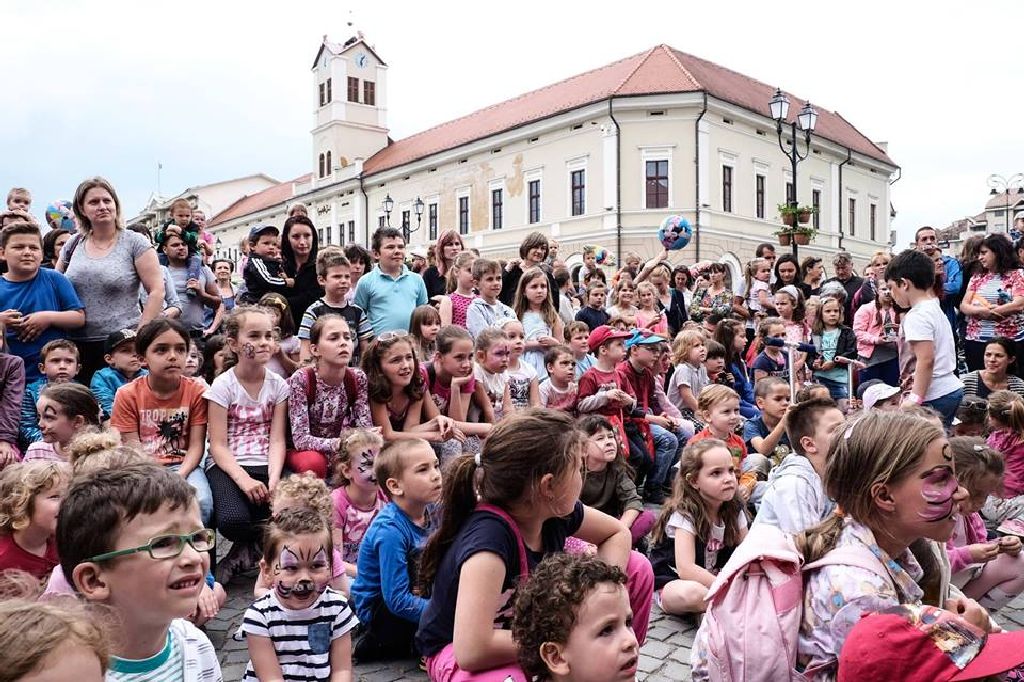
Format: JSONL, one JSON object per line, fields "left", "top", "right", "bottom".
{"left": 658, "top": 215, "right": 693, "bottom": 251}
{"left": 45, "top": 200, "right": 75, "bottom": 232}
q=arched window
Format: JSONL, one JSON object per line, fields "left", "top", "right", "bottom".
{"left": 318, "top": 153, "right": 325, "bottom": 179}
{"left": 326, "top": 151, "right": 332, "bottom": 176}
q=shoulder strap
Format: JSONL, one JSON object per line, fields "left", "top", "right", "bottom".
{"left": 63, "top": 233, "right": 83, "bottom": 266}
{"left": 304, "top": 366, "right": 317, "bottom": 411}
{"left": 476, "top": 503, "right": 529, "bottom": 580}
{"left": 805, "top": 545, "right": 890, "bottom": 582}
{"left": 343, "top": 368, "right": 357, "bottom": 413}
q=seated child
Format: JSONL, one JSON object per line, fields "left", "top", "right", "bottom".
{"left": 331, "top": 428, "right": 387, "bottom": 578}
{"left": 539, "top": 345, "right": 578, "bottom": 412}
{"left": 466, "top": 259, "right": 516, "bottom": 339}
{"left": 579, "top": 416, "right": 654, "bottom": 547}
{"left": 667, "top": 329, "right": 708, "bottom": 416}
{"left": 754, "top": 397, "right": 844, "bottom": 534}
{"left": 703, "top": 339, "right": 727, "bottom": 386}
{"left": 19, "top": 339, "right": 79, "bottom": 448}
{"left": 0, "top": 595, "right": 110, "bottom": 680}
{"left": 861, "top": 382, "right": 901, "bottom": 411}
{"left": 25, "top": 383, "right": 101, "bottom": 462}
{"left": 564, "top": 321, "right": 595, "bottom": 380}
{"left": 689, "top": 385, "right": 760, "bottom": 502}
{"left": 749, "top": 317, "right": 789, "bottom": 384}
{"left": 953, "top": 396, "right": 988, "bottom": 438}
{"left": 351, "top": 439, "right": 442, "bottom": 661}
{"left": 0, "top": 460, "right": 69, "bottom": 579}
{"left": 243, "top": 507, "right": 356, "bottom": 681}
{"left": 56, "top": 463, "right": 221, "bottom": 680}
{"left": 512, "top": 553, "right": 638, "bottom": 682}
{"left": 795, "top": 382, "right": 831, "bottom": 403}
{"left": 947, "top": 437, "right": 1024, "bottom": 612}
{"left": 89, "top": 328, "right": 146, "bottom": 418}
{"left": 650, "top": 439, "right": 748, "bottom": 616}
{"left": 471, "top": 327, "right": 512, "bottom": 422}
{"left": 742, "top": 376, "right": 792, "bottom": 462}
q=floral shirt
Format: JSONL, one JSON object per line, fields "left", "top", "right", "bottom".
{"left": 287, "top": 367, "right": 372, "bottom": 455}
{"left": 688, "top": 287, "right": 734, "bottom": 322}
{"left": 964, "top": 270, "right": 1024, "bottom": 341}
{"left": 797, "top": 518, "right": 923, "bottom": 680}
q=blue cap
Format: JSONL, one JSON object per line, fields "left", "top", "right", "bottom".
{"left": 625, "top": 328, "right": 666, "bottom": 348}
{"left": 248, "top": 225, "right": 279, "bottom": 243}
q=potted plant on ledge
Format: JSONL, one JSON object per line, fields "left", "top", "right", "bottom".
{"left": 796, "top": 205, "right": 817, "bottom": 224}
{"left": 792, "top": 225, "right": 817, "bottom": 245}
{"left": 777, "top": 203, "right": 799, "bottom": 227}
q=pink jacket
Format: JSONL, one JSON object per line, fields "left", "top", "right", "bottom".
{"left": 945, "top": 512, "right": 987, "bottom": 575}
{"left": 989, "top": 429, "right": 1024, "bottom": 497}
{"left": 852, "top": 302, "right": 896, "bottom": 359}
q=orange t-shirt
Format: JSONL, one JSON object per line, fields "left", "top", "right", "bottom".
{"left": 690, "top": 428, "right": 757, "bottom": 495}
{"left": 110, "top": 376, "right": 208, "bottom": 466}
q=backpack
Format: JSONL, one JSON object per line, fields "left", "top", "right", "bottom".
{"left": 691, "top": 523, "right": 890, "bottom": 682}
{"left": 286, "top": 366, "right": 360, "bottom": 450}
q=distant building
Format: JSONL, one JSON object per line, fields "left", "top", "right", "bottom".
{"left": 208, "top": 36, "right": 899, "bottom": 278}
{"left": 128, "top": 173, "right": 278, "bottom": 232}
{"left": 936, "top": 188, "right": 1024, "bottom": 251}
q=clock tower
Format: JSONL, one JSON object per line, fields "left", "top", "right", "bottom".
{"left": 310, "top": 34, "right": 388, "bottom": 186}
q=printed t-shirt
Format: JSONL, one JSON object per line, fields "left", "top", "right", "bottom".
{"left": 111, "top": 376, "right": 208, "bottom": 465}
{"left": 204, "top": 369, "right": 289, "bottom": 466}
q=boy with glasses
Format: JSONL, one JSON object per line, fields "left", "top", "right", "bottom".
{"left": 57, "top": 463, "right": 222, "bottom": 680}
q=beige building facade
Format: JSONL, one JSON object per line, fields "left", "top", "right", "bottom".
{"left": 209, "top": 38, "right": 899, "bottom": 281}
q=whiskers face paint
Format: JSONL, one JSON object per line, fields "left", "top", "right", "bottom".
{"left": 272, "top": 545, "right": 331, "bottom": 602}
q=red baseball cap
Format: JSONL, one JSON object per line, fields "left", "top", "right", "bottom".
{"left": 839, "top": 604, "right": 1024, "bottom": 681}
{"left": 587, "top": 325, "right": 631, "bottom": 353}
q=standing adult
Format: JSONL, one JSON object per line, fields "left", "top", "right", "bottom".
{"left": 961, "top": 337, "right": 1024, "bottom": 398}
{"left": 821, "top": 251, "right": 863, "bottom": 322}
{"left": 161, "top": 234, "right": 221, "bottom": 339}
{"left": 915, "top": 226, "right": 962, "bottom": 332}
{"left": 642, "top": 261, "right": 688, "bottom": 337}
{"left": 280, "top": 215, "right": 321, "bottom": 330}
{"left": 57, "top": 177, "right": 164, "bottom": 384}
{"left": 687, "top": 262, "right": 734, "bottom": 324}
{"left": 755, "top": 243, "right": 776, "bottom": 282}
{"left": 960, "top": 234, "right": 1024, "bottom": 373}
{"left": 671, "top": 265, "right": 695, "bottom": 309}
{"left": 800, "top": 256, "right": 825, "bottom": 297}
{"left": 421, "top": 229, "right": 464, "bottom": 300}
{"left": 850, "top": 251, "right": 891, "bottom": 311}
{"left": 771, "top": 254, "right": 808, "bottom": 297}
{"left": 499, "top": 231, "right": 557, "bottom": 307}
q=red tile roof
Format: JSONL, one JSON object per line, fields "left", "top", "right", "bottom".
{"left": 209, "top": 174, "right": 311, "bottom": 227}
{"left": 364, "top": 44, "right": 895, "bottom": 176}
{"left": 985, "top": 190, "right": 1024, "bottom": 209}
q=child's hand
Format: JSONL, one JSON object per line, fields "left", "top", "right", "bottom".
{"left": 738, "top": 484, "right": 752, "bottom": 503}
{"left": 240, "top": 475, "right": 269, "bottom": 504}
{"left": 538, "top": 335, "right": 559, "bottom": 347}
{"left": 13, "top": 312, "right": 49, "bottom": 342}
{"left": 450, "top": 372, "right": 471, "bottom": 388}
{"left": 435, "top": 416, "right": 456, "bottom": 439}
{"left": 0, "top": 309, "right": 21, "bottom": 327}
{"left": 968, "top": 542, "right": 1000, "bottom": 563}
{"left": 285, "top": 277, "right": 295, "bottom": 288}
{"left": 166, "top": 225, "right": 182, "bottom": 237}
{"left": 0, "top": 442, "right": 16, "bottom": 468}
{"left": 190, "top": 582, "right": 221, "bottom": 626}
{"left": 999, "top": 535, "right": 1022, "bottom": 556}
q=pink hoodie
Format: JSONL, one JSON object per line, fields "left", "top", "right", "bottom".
{"left": 852, "top": 301, "right": 896, "bottom": 359}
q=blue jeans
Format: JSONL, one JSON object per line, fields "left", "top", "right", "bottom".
{"left": 167, "top": 463, "right": 213, "bottom": 525}
{"left": 648, "top": 424, "right": 680, "bottom": 494}
{"left": 817, "top": 376, "right": 849, "bottom": 401}
{"left": 858, "top": 357, "right": 900, "bottom": 388}
{"left": 924, "top": 388, "right": 964, "bottom": 430}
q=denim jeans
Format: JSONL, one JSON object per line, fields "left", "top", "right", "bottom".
{"left": 648, "top": 424, "right": 680, "bottom": 494}
{"left": 817, "top": 376, "right": 849, "bottom": 401}
{"left": 924, "top": 388, "right": 964, "bottom": 430}
{"left": 167, "top": 463, "right": 213, "bottom": 525}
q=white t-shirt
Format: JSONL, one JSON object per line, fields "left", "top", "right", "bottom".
{"left": 746, "top": 280, "right": 771, "bottom": 328}
{"left": 666, "top": 510, "right": 748, "bottom": 572}
{"left": 902, "top": 297, "right": 964, "bottom": 401}
{"left": 472, "top": 365, "right": 509, "bottom": 421}
{"left": 204, "top": 368, "right": 290, "bottom": 466}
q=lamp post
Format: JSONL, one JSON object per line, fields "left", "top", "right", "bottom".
{"left": 769, "top": 88, "right": 818, "bottom": 259}
{"left": 987, "top": 173, "right": 1024, "bottom": 238}
{"left": 382, "top": 194, "right": 394, "bottom": 227}
{"left": 413, "top": 197, "right": 424, "bottom": 235}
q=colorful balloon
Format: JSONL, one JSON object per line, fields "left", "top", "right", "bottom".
{"left": 658, "top": 215, "right": 693, "bottom": 251}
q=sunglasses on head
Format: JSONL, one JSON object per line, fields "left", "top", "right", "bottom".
{"left": 377, "top": 330, "right": 410, "bottom": 343}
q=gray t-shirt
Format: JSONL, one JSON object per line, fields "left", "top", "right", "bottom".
{"left": 166, "top": 262, "right": 215, "bottom": 332}
{"left": 61, "top": 230, "right": 152, "bottom": 341}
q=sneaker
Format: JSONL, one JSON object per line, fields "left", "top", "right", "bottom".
{"left": 215, "top": 541, "right": 258, "bottom": 585}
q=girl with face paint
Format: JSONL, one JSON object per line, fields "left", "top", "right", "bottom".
{"left": 328, "top": 428, "right": 387, "bottom": 578}
{"left": 244, "top": 506, "right": 356, "bottom": 681}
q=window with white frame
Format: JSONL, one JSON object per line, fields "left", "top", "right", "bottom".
{"left": 567, "top": 159, "right": 586, "bottom": 217}
{"left": 755, "top": 174, "right": 766, "bottom": 219}
{"left": 457, "top": 192, "right": 470, "bottom": 234}
{"left": 722, "top": 165, "right": 733, "bottom": 213}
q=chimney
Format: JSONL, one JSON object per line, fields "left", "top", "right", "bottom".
{"left": 875, "top": 141, "right": 888, "bottom": 152}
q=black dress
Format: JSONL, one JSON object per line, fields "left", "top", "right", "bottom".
{"left": 284, "top": 261, "right": 323, "bottom": 329}
{"left": 422, "top": 266, "right": 447, "bottom": 300}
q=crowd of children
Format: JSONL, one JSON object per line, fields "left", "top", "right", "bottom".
{"left": 7, "top": 182, "right": 1024, "bottom": 680}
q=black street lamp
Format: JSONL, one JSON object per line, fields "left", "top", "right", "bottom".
{"left": 382, "top": 194, "right": 394, "bottom": 227}
{"left": 770, "top": 88, "right": 817, "bottom": 258}
{"left": 987, "top": 173, "right": 1024, "bottom": 238}
{"left": 414, "top": 197, "right": 424, "bottom": 234}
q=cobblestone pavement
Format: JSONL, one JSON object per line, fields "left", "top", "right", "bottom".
{"left": 205, "top": 571, "right": 1024, "bottom": 681}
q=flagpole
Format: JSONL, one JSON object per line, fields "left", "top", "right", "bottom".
{"left": 157, "top": 162, "right": 163, "bottom": 196}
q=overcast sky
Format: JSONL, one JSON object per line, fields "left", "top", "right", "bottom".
{"left": 5, "top": 0, "right": 1022, "bottom": 250}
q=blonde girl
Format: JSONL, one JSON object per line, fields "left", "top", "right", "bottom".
{"left": 0, "top": 460, "right": 70, "bottom": 579}
{"left": 513, "top": 266, "right": 564, "bottom": 380}
{"left": 946, "top": 437, "right": 1024, "bottom": 612}
{"left": 667, "top": 329, "right": 708, "bottom": 414}
{"left": 471, "top": 327, "right": 511, "bottom": 422}
{"left": 409, "top": 304, "right": 442, "bottom": 362}
{"left": 987, "top": 390, "right": 1024, "bottom": 497}
{"left": 737, "top": 258, "right": 774, "bottom": 333}
{"left": 689, "top": 385, "right": 759, "bottom": 501}
{"left": 415, "top": 409, "right": 654, "bottom": 681}
{"left": 650, "top": 439, "right": 747, "bottom": 615}
{"left": 497, "top": 318, "right": 540, "bottom": 410}
{"left": 773, "top": 285, "right": 809, "bottom": 378}
{"left": 26, "top": 383, "right": 101, "bottom": 462}
{"left": 330, "top": 429, "right": 387, "bottom": 578}
{"left": 259, "top": 292, "right": 300, "bottom": 378}
{"left": 205, "top": 305, "right": 291, "bottom": 583}
{"left": 360, "top": 332, "right": 461, "bottom": 444}
{"left": 0, "top": 597, "right": 109, "bottom": 681}
{"left": 810, "top": 295, "right": 857, "bottom": 404}
{"left": 636, "top": 281, "right": 668, "bottom": 335}
{"left": 439, "top": 251, "right": 476, "bottom": 328}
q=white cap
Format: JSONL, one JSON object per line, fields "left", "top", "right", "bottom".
{"left": 410, "top": 246, "right": 428, "bottom": 260}
{"left": 863, "top": 383, "right": 900, "bottom": 411}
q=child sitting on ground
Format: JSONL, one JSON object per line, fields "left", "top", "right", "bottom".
{"left": 565, "top": 320, "right": 595, "bottom": 379}
{"left": 0, "top": 594, "right": 110, "bottom": 680}
{"left": 753, "top": 397, "right": 844, "bottom": 534}
{"left": 689, "top": 385, "right": 760, "bottom": 502}
{"left": 946, "top": 437, "right": 1024, "bottom": 612}
{"left": 667, "top": 329, "right": 708, "bottom": 417}
{"left": 0, "top": 460, "right": 69, "bottom": 579}
{"left": 351, "top": 439, "right": 443, "bottom": 661}
{"left": 331, "top": 428, "right": 387, "bottom": 578}
{"left": 987, "top": 390, "right": 1024, "bottom": 497}
{"left": 25, "top": 383, "right": 101, "bottom": 462}
{"left": 89, "top": 328, "right": 146, "bottom": 418}
{"left": 499, "top": 318, "right": 541, "bottom": 409}
{"left": 579, "top": 416, "right": 654, "bottom": 548}
{"left": 750, "top": 317, "right": 790, "bottom": 384}
{"left": 953, "top": 396, "right": 988, "bottom": 438}
{"left": 650, "top": 439, "right": 748, "bottom": 616}
{"left": 466, "top": 259, "right": 516, "bottom": 339}
{"left": 471, "top": 327, "right": 512, "bottom": 422}
{"left": 539, "top": 345, "right": 578, "bottom": 412}
{"left": 19, "top": 339, "right": 79, "bottom": 448}
{"left": 742, "top": 376, "right": 792, "bottom": 462}
{"left": 57, "top": 463, "right": 221, "bottom": 680}
{"left": 512, "top": 553, "right": 638, "bottom": 682}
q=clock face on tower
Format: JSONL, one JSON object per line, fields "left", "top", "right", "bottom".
{"left": 355, "top": 53, "right": 368, "bottom": 68}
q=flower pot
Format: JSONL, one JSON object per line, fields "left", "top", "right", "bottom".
{"left": 798, "top": 211, "right": 811, "bottom": 224}
{"left": 782, "top": 213, "right": 797, "bottom": 227}
{"left": 778, "top": 232, "right": 793, "bottom": 246}
{"left": 793, "top": 232, "right": 811, "bottom": 246}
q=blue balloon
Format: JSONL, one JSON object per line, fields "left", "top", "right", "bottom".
{"left": 658, "top": 215, "right": 692, "bottom": 251}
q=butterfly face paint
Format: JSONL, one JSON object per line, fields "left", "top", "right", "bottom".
{"left": 917, "top": 463, "right": 960, "bottom": 523}
{"left": 242, "top": 343, "right": 257, "bottom": 359}
{"left": 352, "top": 449, "right": 378, "bottom": 487}
{"left": 273, "top": 545, "right": 331, "bottom": 602}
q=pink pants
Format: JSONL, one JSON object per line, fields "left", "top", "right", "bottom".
{"left": 630, "top": 510, "right": 656, "bottom": 544}
{"left": 425, "top": 550, "right": 654, "bottom": 682}
{"left": 285, "top": 450, "right": 328, "bottom": 479}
